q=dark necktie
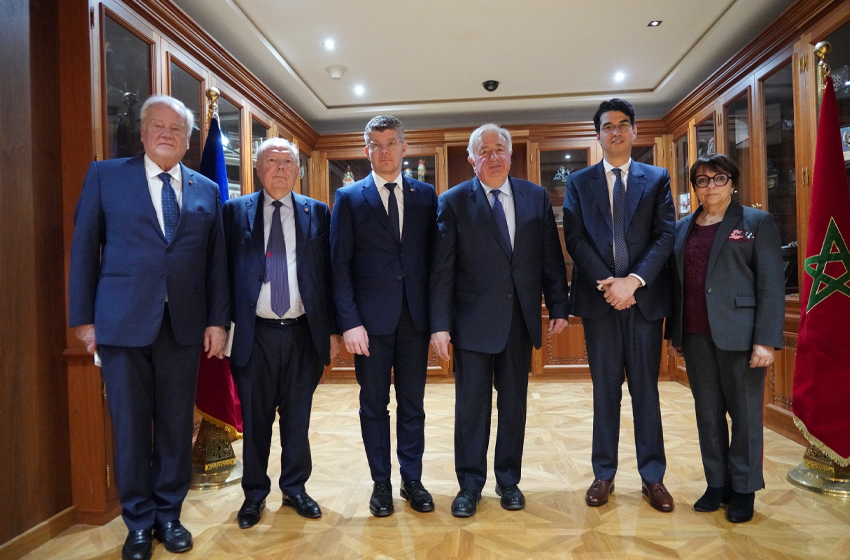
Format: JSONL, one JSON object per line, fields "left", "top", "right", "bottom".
{"left": 385, "top": 182, "right": 401, "bottom": 243}
{"left": 265, "top": 200, "right": 291, "bottom": 317}
{"left": 612, "top": 168, "right": 629, "bottom": 277}
{"left": 491, "top": 189, "right": 512, "bottom": 253}
{"left": 159, "top": 172, "right": 180, "bottom": 242}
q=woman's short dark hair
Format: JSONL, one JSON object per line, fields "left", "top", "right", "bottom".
{"left": 689, "top": 153, "right": 740, "bottom": 187}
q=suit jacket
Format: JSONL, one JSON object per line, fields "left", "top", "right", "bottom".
{"left": 331, "top": 175, "right": 437, "bottom": 336}
{"left": 668, "top": 202, "right": 784, "bottom": 351}
{"left": 224, "top": 190, "right": 335, "bottom": 369}
{"left": 562, "top": 160, "right": 675, "bottom": 321}
{"left": 430, "top": 176, "right": 568, "bottom": 353}
{"left": 68, "top": 155, "right": 229, "bottom": 347}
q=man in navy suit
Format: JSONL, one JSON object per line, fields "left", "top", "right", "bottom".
{"left": 224, "top": 138, "right": 339, "bottom": 528}
{"left": 330, "top": 115, "right": 437, "bottom": 516}
{"left": 430, "top": 124, "right": 569, "bottom": 517}
{"left": 68, "top": 95, "right": 229, "bottom": 560}
{"left": 562, "top": 98, "right": 676, "bottom": 512}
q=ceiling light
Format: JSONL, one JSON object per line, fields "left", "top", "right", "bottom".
{"left": 404, "top": 161, "right": 409, "bottom": 165}
{"left": 325, "top": 64, "right": 347, "bottom": 80}
{"left": 648, "top": 21, "right": 662, "bottom": 27}
{"left": 614, "top": 72, "right": 625, "bottom": 82}
{"left": 354, "top": 85, "right": 365, "bottom": 95}
{"left": 323, "top": 39, "right": 336, "bottom": 49}
{"left": 565, "top": 155, "right": 571, "bottom": 159}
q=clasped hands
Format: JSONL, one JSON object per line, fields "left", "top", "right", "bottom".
{"left": 597, "top": 275, "right": 641, "bottom": 311}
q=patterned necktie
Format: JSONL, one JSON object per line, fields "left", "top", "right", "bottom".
{"left": 265, "top": 200, "right": 291, "bottom": 317}
{"left": 385, "top": 182, "right": 401, "bottom": 243}
{"left": 612, "top": 168, "right": 629, "bottom": 277}
{"left": 491, "top": 189, "right": 512, "bottom": 253}
{"left": 159, "top": 172, "right": 180, "bottom": 242}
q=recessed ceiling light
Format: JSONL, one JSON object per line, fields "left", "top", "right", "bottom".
{"left": 354, "top": 85, "right": 365, "bottom": 95}
{"left": 565, "top": 154, "right": 571, "bottom": 159}
{"left": 323, "top": 39, "right": 336, "bottom": 49}
{"left": 648, "top": 20, "right": 662, "bottom": 27}
{"left": 614, "top": 72, "right": 625, "bottom": 82}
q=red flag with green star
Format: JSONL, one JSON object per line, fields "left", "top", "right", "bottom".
{"left": 792, "top": 76, "right": 850, "bottom": 465}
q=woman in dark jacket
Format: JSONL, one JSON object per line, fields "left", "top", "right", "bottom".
{"left": 668, "top": 154, "right": 784, "bottom": 523}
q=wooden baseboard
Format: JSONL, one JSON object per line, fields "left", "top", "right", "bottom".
{"left": 0, "top": 507, "right": 75, "bottom": 560}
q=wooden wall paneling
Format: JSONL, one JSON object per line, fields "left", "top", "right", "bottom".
{"left": 0, "top": 0, "right": 71, "bottom": 548}
{"left": 531, "top": 318, "right": 590, "bottom": 380}
{"left": 435, "top": 145, "right": 447, "bottom": 195}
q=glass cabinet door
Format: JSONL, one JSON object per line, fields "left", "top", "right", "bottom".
{"left": 823, "top": 19, "right": 850, "bottom": 193}
{"left": 217, "top": 95, "right": 242, "bottom": 199}
{"left": 761, "top": 61, "right": 798, "bottom": 295}
{"left": 696, "top": 115, "right": 716, "bottom": 159}
{"left": 631, "top": 145, "right": 655, "bottom": 165}
{"left": 250, "top": 117, "right": 270, "bottom": 192}
{"left": 167, "top": 59, "right": 202, "bottom": 171}
{"left": 674, "top": 133, "right": 691, "bottom": 216}
{"left": 725, "top": 92, "right": 753, "bottom": 208}
{"left": 103, "top": 13, "right": 153, "bottom": 159}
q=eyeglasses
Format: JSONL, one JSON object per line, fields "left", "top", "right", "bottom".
{"left": 693, "top": 174, "right": 731, "bottom": 188}
{"left": 367, "top": 139, "right": 401, "bottom": 152}
{"left": 600, "top": 122, "right": 632, "bottom": 134}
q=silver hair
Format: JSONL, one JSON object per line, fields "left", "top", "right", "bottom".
{"left": 140, "top": 95, "right": 195, "bottom": 133}
{"left": 255, "top": 137, "right": 299, "bottom": 167}
{"left": 364, "top": 115, "right": 405, "bottom": 144}
{"left": 467, "top": 123, "right": 512, "bottom": 157}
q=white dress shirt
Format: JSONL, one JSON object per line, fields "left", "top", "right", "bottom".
{"left": 256, "top": 191, "right": 305, "bottom": 319}
{"left": 372, "top": 171, "right": 405, "bottom": 238}
{"left": 144, "top": 154, "right": 183, "bottom": 235}
{"left": 480, "top": 177, "right": 516, "bottom": 248}
{"left": 601, "top": 157, "right": 644, "bottom": 286}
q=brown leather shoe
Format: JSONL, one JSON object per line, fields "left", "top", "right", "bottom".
{"left": 585, "top": 478, "right": 615, "bottom": 506}
{"left": 642, "top": 481, "right": 674, "bottom": 512}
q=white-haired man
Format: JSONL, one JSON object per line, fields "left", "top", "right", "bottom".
{"left": 69, "top": 95, "right": 229, "bottom": 560}
{"left": 224, "top": 138, "right": 339, "bottom": 529}
{"left": 430, "top": 124, "right": 569, "bottom": 517}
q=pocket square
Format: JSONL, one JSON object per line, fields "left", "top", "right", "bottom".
{"left": 729, "top": 229, "right": 754, "bottom": 240}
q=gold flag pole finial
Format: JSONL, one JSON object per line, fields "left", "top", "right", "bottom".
{"left": 814, "top": 41, "right": 832, "bottom": 93}
{"left": 205, "top": 87, "right": 221, "bottom": 133}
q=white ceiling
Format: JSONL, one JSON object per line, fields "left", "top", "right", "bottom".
{"left": 171, "top": 0, "right": 796, "bottom": 134}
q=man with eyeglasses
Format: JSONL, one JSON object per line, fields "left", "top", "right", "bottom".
{"left": 330, "top": 115, "right": 438, "bottom": 517}
{"left": 562, "top": 98, "right": 676, "bottom": 512}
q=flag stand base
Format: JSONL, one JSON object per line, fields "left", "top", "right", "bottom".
{"left": 190, "top": 419, "right": 243, "bottom": 490}
{"left": 787, "top": 444, "right": 850, "bottom": 498}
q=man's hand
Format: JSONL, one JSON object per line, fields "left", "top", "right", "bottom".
{"left": 598, "top": 276, "right": 641, "bottom": 310}
{"left": 74, "top": 324, "right": 97, "bottom": 354}
{"left": 343, "top": 326, "right": 370, "bottom": 356}
{"left": 204, "top": 326, "right": 227, "bottom": 359}
{"left": 667, "top": 340, "right": 683, "bottom": 357}
{"left": 330, "top": 335, "right": 342, "bottom": 359}
{"left": 548, "top": 318, "right": 568, "bottom": 334}
{"left": 750, "top": 344, "right": 775, "bottom": 369}
{"left": 431, "top": 331, "right": 451, "bottom": 361}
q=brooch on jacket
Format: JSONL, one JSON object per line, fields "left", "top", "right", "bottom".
{"left": 729, "top": 229, "right": 755, "bottom": 240}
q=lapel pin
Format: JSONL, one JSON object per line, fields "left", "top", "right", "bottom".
{"left": 304, "top": 207, "right": 309, "bottom": 213}
{"left": 188, "top": 180, "right": 193, "bottom": 185}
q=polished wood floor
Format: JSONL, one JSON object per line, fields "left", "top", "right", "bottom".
{"left": 24, "top": 382, "right": 850, "bottom": 559}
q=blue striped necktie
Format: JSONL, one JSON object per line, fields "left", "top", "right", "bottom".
{"left": 265, "top": 200, "right": 291, "bottom": 317}
{"left": 159, "top": 172, "right": 180, "bottom": 242}
{"left": 612, "top": 168, "right": 629, "bottom": 277}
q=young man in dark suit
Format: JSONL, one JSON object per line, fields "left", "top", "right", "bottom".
{"left": 69, "top": 95, "right": 229, "bottom": 560}
{"left": 330, "top": 116, "right": 438, "bottom": 516}
{"left": 430, "top": 123, "right": 569, "bottom": 517}
{"left": 562, "top": 98, "right": 676, "bottom": 512}
{"left": 224, "top": 138, "right": 339, "bottom": 529}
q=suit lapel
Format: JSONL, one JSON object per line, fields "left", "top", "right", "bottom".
{"left": 248, "top": 191, "right": 264, "bottom": 263}
{"left": 129, "top": 156, "right": 165, "bottom": 241}
{"left": 706, "top": 202, "right": 743, "bottom": 278}
{"left": 361, "top": 175, "right": 400, "bottom": 245}
{"left": 400, "top": 177, "right": 416, "bottom": 249}
{"left": 471, "top": 177, "right": 512, "bottom": 260}
{"left": 590, "top": 162, "right": 613, "bottom": 233}
{"left": 675, "top": 210, "right": 698, "bottom": 283}
{"left": 624, "top": 162, "right": 646, "bottom": 234}
{"left": 171, "top": 163, "right": 196, "bottom": 244}
{"left": 291, "top": 192, "right": 309, "bottom": 274}
{"left": 510, "top": 177, "right": 527, "bottom": 251}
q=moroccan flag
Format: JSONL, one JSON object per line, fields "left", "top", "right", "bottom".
{"left": 195, "top": 114, "right": 242, "bottom": 437}
{"left": 792, "top": 77, "right": 850, "bottom": 465}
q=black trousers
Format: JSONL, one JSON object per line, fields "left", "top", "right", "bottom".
{"left": 682, "top": 333, "right": 767, "bottom": 493}
{"left": 355, "top": 296, "right": 429, "bottom": 483}
{"left": 453, "top": 299, "right": 532, "bottom": 492}
{"left": 232, "top": 319, "right": 323, "bottom": 502}
{"left": 583, "top": 307, "right": 666, "bottom": 483}
{"left": 98, "top": 306, "right": 201, "bottom": 531}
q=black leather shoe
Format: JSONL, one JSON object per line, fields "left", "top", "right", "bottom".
{"left": 122, "top": 529, "right": 152, "bottom": 560}
{"left": 401, "top": 480, "right": 434, "bottom": 513}
{"left": 153, "top": 520, "right": 192, "bottom": 553}
{"left": 726, "top": 491, "right": 755, "bottom": 523}
{"left": 369, "top": 480, "right": 394, "bottom": 517}
{"left": 495, "top": 484, "right": 526, "bottom": 510}
{"left": 693, "top": 485, "right": 731, "bottom": 512}
{"left": 451, "top": 489, "right": 481, "bottom": 518}
{"left": 237, "top": 498, "right": 266, "bottom": 529}
{"left": 283, "top": 492, "right": 322, "bottom": 519}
